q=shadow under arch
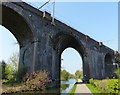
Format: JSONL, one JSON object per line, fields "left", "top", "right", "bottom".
{"left": 52, "top": 33, "right": 90, "bottom": 85}
{"left": 105, "top": 53, "right": 113, "bottom": 65}
{"left": 2, "top": 5, "right": 34, "bottom": 47}
{"left": 53, "top": 33, "right": 87, "bottom": 57}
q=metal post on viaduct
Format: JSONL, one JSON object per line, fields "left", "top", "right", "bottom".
{"left": 1, "top": 1, "right": 116, "bottom": 87}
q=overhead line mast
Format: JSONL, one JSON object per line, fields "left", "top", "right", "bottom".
{"left": 38, "top": 0, "right": 55, "bottom": 25}
{"left": 51, "top": 0, "right": 55, "bottom": 25}
{"left": 38, "top": 0, "right": 51, "bottom": 9}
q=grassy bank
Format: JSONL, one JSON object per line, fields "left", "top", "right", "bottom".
{"left": 4, "top": 81, "right": 22, "bottom": 86}
{"left": 69, "top": 84, "right": 77, "bottom": 95}
{"left": 87, "top": 79, "right": 119, "bottom": 94}
{"left": 70, "top": 84, "right": 77, "bottom": 95}
{"left": 86, "top": 84, "right": 100, "bottom": 95}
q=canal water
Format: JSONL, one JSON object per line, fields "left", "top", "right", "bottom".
{"left": 24, "top": 79, "right": 76, "bottom": 94}
{"left": 61, "top": 79, "right": 76, "bottom": 93}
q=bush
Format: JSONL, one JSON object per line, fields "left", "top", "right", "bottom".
{"left": 23, "top": 71, "right": 51, "bottom": 91}
{"left": 114, "top": 68, "right": 120, "bottom": 78}
{"left": 94, "top": 79, "right": 109, "bottom": 93}
{"left": 4, "top": 64, "right": 15, "bottom": 81}
{"left": 107, "top": 79, "right": 119, "bottom": 94}
{"left": 89, "top": 79, "right": 99, "bottom": 86}
{"left": 2, "top": 71, "right": 51, "bottom": 93}
{"left": 89, "top": 79, "right": 119, "bottom": 94}
{"left": 16, "top": 66, "right": 26, "bottom": 82}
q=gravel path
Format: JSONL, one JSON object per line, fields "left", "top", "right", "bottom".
{"left": 74, "top": 79, "right": 93, "bottom": 95}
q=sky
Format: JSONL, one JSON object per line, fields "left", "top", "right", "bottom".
{"left": 0, "top": 1, "right": 118, "bottom": 74}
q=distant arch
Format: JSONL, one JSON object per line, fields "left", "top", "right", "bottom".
{"left": 105, "top": 53, "right": 113, "bottom": 65}
{"left": 104, "top": 53, "right": 113, "bottom": 78}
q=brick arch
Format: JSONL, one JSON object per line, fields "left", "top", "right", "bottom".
{"left": 52, "top": 33, "right": 87, "bottom": 57}
{"left": 51, "top": 33, "right": 90, "bottom": 84}
{"left": 2, "top": 5, "right": 34, "bottom": 47}
{"left": 1, "top": 3, "right": 35, "bottom": 72}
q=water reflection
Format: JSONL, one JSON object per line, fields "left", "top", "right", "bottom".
{"left": 61, "top": 84, "right": 69, "bottom": 90}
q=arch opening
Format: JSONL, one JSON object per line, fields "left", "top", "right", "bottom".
{"left": 60, "top": 47, "right": 83, "bottom": 92}
{"left": 0, "top": 25, "right": 19, "bottom": 62}
{"left": 52, "top": 33, "right": 90, "bottom": 86}
{"left": 61, "top": 48, "right": 83, "bottom": 76}
{"left": 0, "top": 25, "right": 20, "bottom": 81}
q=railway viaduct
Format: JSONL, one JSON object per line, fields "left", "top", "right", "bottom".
{"left": 0, "top": 1, "right": 116, "bottom": 86}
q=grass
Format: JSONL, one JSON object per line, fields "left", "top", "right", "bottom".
{"left": 4, "top": 81, "right": 22, "bottom": 86}
{"left": 86, "top": 83, "right": 101, "bottom": 95}
{"left": 69, "top": 84, "right": 77, "bottom": 95}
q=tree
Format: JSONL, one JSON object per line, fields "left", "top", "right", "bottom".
{"left": 3, "top": 53, "right": 19, "bottom": 81}
{"left": 61, "top": 70, "right": 70, "bottom": 81}
{"left": 0, "top": 61, "right": 7, "bottom": 79}
{"left": 75, "top": 70, "right": 83, "bottom": 79}
{"left": 113, "top": 52, "right": 120, "bottom": 79}
{"left": 68, "top": 74, "right": 75, "bottom": 79}
{"left": 8, "top": 53, "right": 19, "bottom": 71}
{"left": 115, "top": 52, "right": 120, "bottom": 66}
{"left": 8, "top": 53, "right": 19, "bottom": 81}
{"left": 61, "top": 69, "right": 75, "bottom": 81}
{"left": 5, "top": 64, "right": 14, "bottom": 81}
